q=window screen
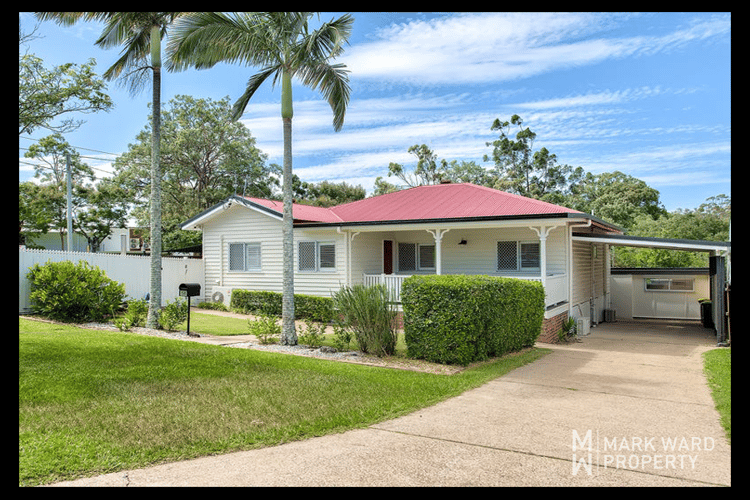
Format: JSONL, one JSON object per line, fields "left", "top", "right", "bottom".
{"left": 497, "top": 241, "right": 517, "bottom": 270}
{"left": 298, "top": 241, "right": 317, "bottom": 271}
{"left": 398, "top": 243, "right": 416, "bottom": 271}
{"left": 229, "top": 243, "right": 261, "bottom": 271}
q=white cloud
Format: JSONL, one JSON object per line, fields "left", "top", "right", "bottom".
{"left": 341, "top": 12, "right": 730, "bottom": 86}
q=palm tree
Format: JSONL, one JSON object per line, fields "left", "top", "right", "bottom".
{"left": 36, "top": 12, "right": 183, "bottom": 328}
{"left": 168, "top": 12, "right": 353, "bottom": 345}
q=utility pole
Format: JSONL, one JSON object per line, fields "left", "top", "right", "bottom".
{"left": 66, "top": 152, "right": 72, "bottom": 252}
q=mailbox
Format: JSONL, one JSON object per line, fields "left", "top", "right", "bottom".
{"left": 179, "top": 283, "right": 201, "bottom": 298}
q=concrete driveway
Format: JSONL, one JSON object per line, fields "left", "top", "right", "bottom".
{"left": 47, "top": 320, "right": 730, "bottom": 487}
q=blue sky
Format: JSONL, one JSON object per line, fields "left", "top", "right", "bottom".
{"left": 19, "top": 12, "right": 731, "bottom": 212}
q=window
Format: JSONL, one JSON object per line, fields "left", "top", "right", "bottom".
{"left": 398, "top": 242, "right": 434, "bottom": 271}
{"left": 645, "top": 278, "right": 694, "bottom": 292}
{"left": 497, "top": 241, "right": 540, "bottom": 271}
{"left": 298, "top": 241, "right": 336, "bottom": 271}
{"left": 228, "top": 242, "right": 261, "bottom": 272}
{"left": 419, "top": 244, "right": 435, "bottom": 269}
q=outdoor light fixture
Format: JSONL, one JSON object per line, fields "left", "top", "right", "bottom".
{"left": 459, "top": 239, "right": 468, "bottom": 245}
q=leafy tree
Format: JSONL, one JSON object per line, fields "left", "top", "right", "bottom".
{"left": 168, "top": 12, "right": 353, "bottom": 345}
{"left": 20, "top": 21, "right": 112, "bottom": 136}
{"left": 295, "top": 180, "right": 366, "bottom": 207}
{"left": 112, "top": 94, "right": 279, "bottom": 250}
{"left": 22, "top": 134, "right": 96, "bottom": 250}
{"left": 565, "top": 171, "right": 666, "bottom": 229}
{"left": 19, "top": 182, "right": 58, "bottom": 246}
{"left": 37, "top": 12, "right": 184, "bottom": 328}
{"left": 613, "top": 196, "right": 730, "bottom": 268}
{"left": 384, "top": 144, "right": 498, "bottom": 191}
{"left": 23, "top": 133, "right": 94, "bottom": 187}
{"left": 73, "top": 182, "right": 129, "bottom": 252}
{"left": 484, "top": 114, "right": 582, "bottom": 200}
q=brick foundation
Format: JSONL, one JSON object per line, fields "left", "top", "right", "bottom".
{"left": 537, "top": 310, "right": 569, "bottom": 344}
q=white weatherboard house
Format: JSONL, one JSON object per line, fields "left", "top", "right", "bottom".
{"left": 181, "top": 182, "right": 731, "bottom": 343}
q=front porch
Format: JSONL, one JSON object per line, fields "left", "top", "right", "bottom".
{"left": 363, "top": 271, "right": 568, "bottom": 309}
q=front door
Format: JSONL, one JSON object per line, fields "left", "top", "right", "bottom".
{"left": 383, "top": 240, "right": 393, "bottom": 274}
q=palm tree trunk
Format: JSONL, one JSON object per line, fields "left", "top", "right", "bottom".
{"left": 280, "top": 69, "right": 296, "bottom": 345}
{"left": 146, "top": 24, "right": 162, "bottom": 329}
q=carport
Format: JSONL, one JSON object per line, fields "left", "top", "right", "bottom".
{"left": 572, "top": 233, "right": 731, "bottom": 345}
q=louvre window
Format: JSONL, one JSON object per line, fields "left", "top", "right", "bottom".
{"left": 319, "top": 243, "right": 336, "bottom": 269}
{"left": 418, "top": 244, "right": 435, "bottom": 269}
{"left": 228, "top": 242, "right": 261, "bottom": 272}
{"left": 398, "top": 242, "right": 435, "bottom": 271}
{"left": 497, "top": 241, "right": 540, "bottom": 271}
{"left": 299, "top": 241, "right": 336, "bottom": 272}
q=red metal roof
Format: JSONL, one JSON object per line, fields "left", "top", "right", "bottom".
{"left": 241, "top": 183, "right": 582, "bottom": 224}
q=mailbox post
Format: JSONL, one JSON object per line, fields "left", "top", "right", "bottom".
{"left": 179, "top": 283, "right": 201, "bottom": 336}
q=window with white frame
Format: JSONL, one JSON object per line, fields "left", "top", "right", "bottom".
{"left": 298, "top": 241, "right": 336, "bottom": 271}
{"left": 397, "top": 242, "right": 435, "bottom": 271}
{"left": 228, "top": 242, "right": 261, "bottom": 272}
{"left": 497, "top": 241, "right": 540, "bottom": 271}
{"left": 644, "top": 278, "right": 695, "bottom": 292}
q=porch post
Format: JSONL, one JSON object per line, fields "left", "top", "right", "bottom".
{"left": 426, "top": 228, "right": 450, "bottom": 275}
{"left": 531, "top": 225, "right": 553, "bottom": 300}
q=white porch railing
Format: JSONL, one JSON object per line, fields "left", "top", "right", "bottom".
{"left": 363, "top": 273, "right": 409, "bottom": 303}
{"left": 363, "top": 273, "right": 567, "bottom": 308}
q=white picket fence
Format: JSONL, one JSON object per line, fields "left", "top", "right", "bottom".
{"left": 19, "top": 247, "right": 204, "bottom": 314}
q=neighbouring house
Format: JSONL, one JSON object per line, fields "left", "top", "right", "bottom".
{"left": 181, "top": 182, "right": 731, "bottom": 343}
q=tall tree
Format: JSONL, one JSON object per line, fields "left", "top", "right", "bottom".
{"left": 37, "top": 12, "right": 183, "bottom": 328}
{"left": 168, "top": 12, "right": 353, "bottom": 344}
{"left": 484, "top": 114, "right": 582, "bottom": 201}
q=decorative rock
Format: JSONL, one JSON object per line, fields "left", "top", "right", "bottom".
{"left": 319, "top": 346, "right": 337, "bottom": 353}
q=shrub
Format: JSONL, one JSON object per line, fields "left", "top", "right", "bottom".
{"left": 27, "top": 260, "right": 126, "bottom": 323}
{"left": 158, "top": 298, "right": 189, "bottom": 331}
{"left": 332, "top": 284, "right": 398, "bottom": 357}
{"left": 114, "top": 299, "right": 148, "bottom": 331}
{"left": 401, "top": 275, "right": 545, "bottom": 366}
{"left": 298, "top": 319, "right": 325, "bottom": 348}
{"left": 332, "top": 320, "right": 353, "bottom": 352}
{"left": 247, "top": 314, "right": 281, "bottom": 344}
{"left": 231, "top": 290, "right": 333, "bottom": 322}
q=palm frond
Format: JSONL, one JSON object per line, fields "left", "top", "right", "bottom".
{"left": 231, "top": 65, "right": 282, "bottom": 121}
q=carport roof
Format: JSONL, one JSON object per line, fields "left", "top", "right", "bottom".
{"left": 572, "top": 232, "right": 731, "bottom": 253}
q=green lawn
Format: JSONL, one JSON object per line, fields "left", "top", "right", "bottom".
{"left": 19, "top": 318, "right": 550, "bottom": 486}
{"left": 703, "top": 347, "right": 731, "bottom": 443}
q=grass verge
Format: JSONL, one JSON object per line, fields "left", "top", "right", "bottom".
{"left": 19, "top": 318, "right": 550, "bottom": 486}
{"left": 703, "top": 347, "right": 731, "bottom": 443}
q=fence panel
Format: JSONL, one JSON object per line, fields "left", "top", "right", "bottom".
{"left": 19, "top": 247, "right": 203, "bottom": 314}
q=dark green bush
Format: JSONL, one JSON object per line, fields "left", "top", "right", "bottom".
{"left": 27, "top": 260, "right": 126, "bottom": 323}
{"left": 231, "top": 290, "right": 334, "bottom": 323}
{"left": 401, "top": 275, "right": 545, "bottom": 366}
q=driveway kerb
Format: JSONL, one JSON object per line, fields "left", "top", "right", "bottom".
{"left": 44, "top": 320, "right": 730, "bottom": 487}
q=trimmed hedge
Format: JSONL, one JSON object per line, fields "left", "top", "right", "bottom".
{"left": 401, "top": 275, "right": 545, "bottom": 366}
{"left": 230, "top": 289, "right": 334, "bottom": 323}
